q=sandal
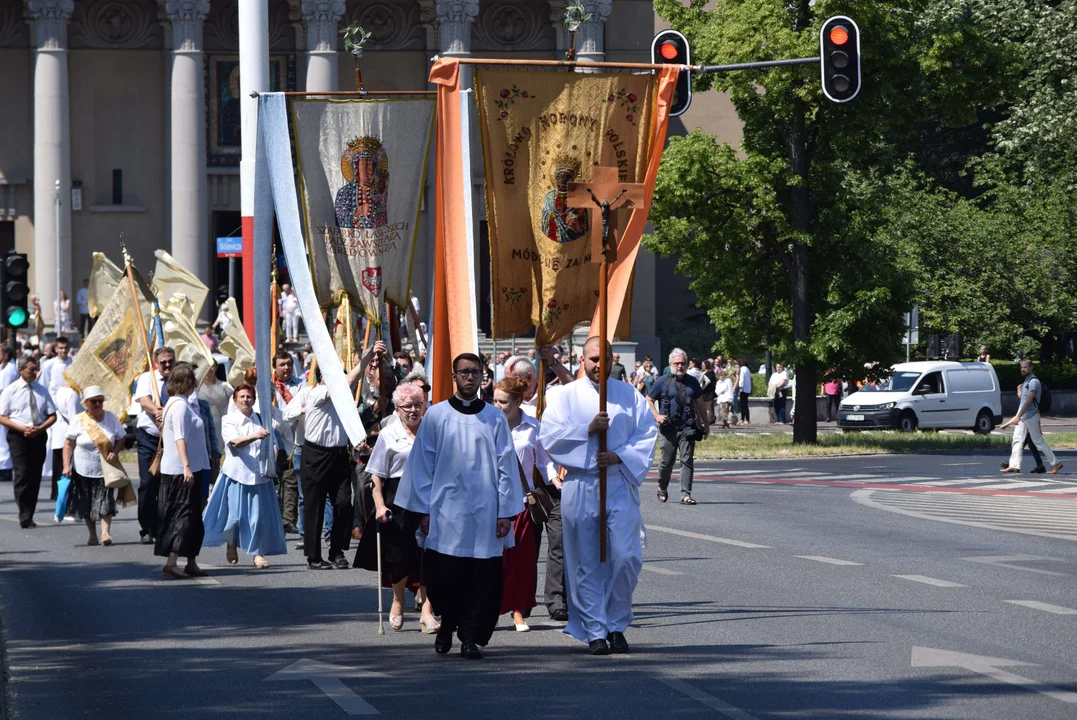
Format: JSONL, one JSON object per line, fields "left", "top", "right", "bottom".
{"left": 100, "top": 534, "right": 112, "bottom": 546}
{"left": 162, "top": 565, "right": 187, "bottom": 580}
{"left": 184, "top": 565, "right": 208, "bottom": 578}
{"left": 420, "top": 617, "right": 441, "bottom": 634}
{"left": 226, "top": 544, "right": 239, "bottom": 565}
{"left": 390, "top": 614, "right": 404, "bottom": 631}
{"left": 253, "top": 556, "right": 269, "bottom": 569}
{"left": 87, "top": 537, "right": 99, "bottom": 546}
{"left": 680, "top": 495, "right": 697, "bottom": 505}
{"left": 657, "top": 490, "right": 668, "bottom": 503}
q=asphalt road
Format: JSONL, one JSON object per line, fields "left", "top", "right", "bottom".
{"left": 1, "top": 450, "right": 1076, "bottom": 720}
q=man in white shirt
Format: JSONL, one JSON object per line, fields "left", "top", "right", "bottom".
{"left": 0, "top": 356, "right": 57, "bottom": 528}
{"left": 737, "top": 359, "right": 753, "bottom": 425}
{"left": 285, "top": 359, "right": 363, "bottom": 570}
{"left": 396, "top": 353, "right": 519, "bottom": 659}
{"left": 279, "top": 284, "right": 300, "bottom": 343}
{"left": 76, "top": 279, "right": 91, "bottom": 336}
{"left": 39, "top": 336, "right": 73, "bottom": 499}
{"left": 133, "top": 346, "right": 176, "bottom": 544}
{"left": 272, "top": 351, "right": 304, "bottom": 536}
{"left": 539, "top": 337, "right": 657, "bottom": 655}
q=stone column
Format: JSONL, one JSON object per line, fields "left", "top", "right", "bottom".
{"left": 435, "top": 0, "right": 478, "bottom": 87}
{"left": 302, "top": 0, "right": 344, "bottom": 92}
{"left": 575, "top": 0, "right": 611, "bottom": 65}
{"left": 28, "top": 0, "right": 73, "bottom": 325}
{"left": 165, "top": 0, "right": 210, "bottom": 289}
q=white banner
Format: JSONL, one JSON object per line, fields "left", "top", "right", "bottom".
{"left": 291, "top": 97, "right": 435, "bottom": 321}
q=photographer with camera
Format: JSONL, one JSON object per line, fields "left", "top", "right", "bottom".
{"left": 646, "top": 348, "right": 709, "bottom": 506}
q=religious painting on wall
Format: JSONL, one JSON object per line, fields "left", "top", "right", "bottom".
{"left": 290, "top": 97, "right": 436, "bottom": 322}
{"left": 474, "top": 70, "right": 662, "bottom": 344}
{"left": 206, "top": 54, "right": 295, "bottom": 166}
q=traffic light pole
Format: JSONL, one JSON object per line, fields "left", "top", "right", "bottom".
{"left": 696, "top": 57, "right": 819, "bottom": 73}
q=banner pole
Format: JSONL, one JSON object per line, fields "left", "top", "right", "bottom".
{"left": 123, "top": 260, "right": 159, "bottom": 406}
{"left": 598, "top": 261, "right": 608, "bottom": 564}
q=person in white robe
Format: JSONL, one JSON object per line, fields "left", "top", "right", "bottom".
{"left": 0, "top": 347, "right": 18, "bottom": 481}
{"left": 395, "top": 353, "right": 520, "bottom": 660}
{"left": 539, "top": 337, "right": 657, "bottom": 655}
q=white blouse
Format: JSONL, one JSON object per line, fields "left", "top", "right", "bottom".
{"left": 366, "top": 419, "right": 416, "bottom": 480}
{"left": 511, "top": 414, "right": 552, "bottom": 491}
{"left": 221, "top": 410, "right": 269, "bottom": 486}
{"left": 66, "top": 411, "right": 125, "bottom": 479}
{"left": 161, "top": 396, "right": 210, "bottom": 475}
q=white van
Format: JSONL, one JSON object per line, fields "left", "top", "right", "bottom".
{"left": 838, "top": 361, "right": 1002, "bottom": 434}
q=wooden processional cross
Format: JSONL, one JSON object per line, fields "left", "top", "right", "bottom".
{"left": 566, "top": 166, "right": 648, "bottom": 562}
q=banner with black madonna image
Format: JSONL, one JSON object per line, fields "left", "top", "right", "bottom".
{"left": 475, "top": 70, "right": 663, "bottom": 344}
{"left": 291, "top": 97, "right": 436, "bottom": 322}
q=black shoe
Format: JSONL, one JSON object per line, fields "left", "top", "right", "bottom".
{"left": 19, "top": 519, "right": 30, "bottom": 529}
{"left": 139, "top": 534, "right": 154, "bottom": 545}
{"left": 434, "top": 632, "right": 453, "bottom": 655}
{"left": 549, "top": 608, "right": 569, "bottom": 622}
{"left": 1031, "top": 466, "right": 1047, "bottom": 474}
{"left": 607, "top": 632, "right": 630, "bottom": 654}
{"left": 283, "top": 523, "right": 298, "bottom": 534}
{"left": 307, "top": 559, "right": 333, "bottom": 570}
{"left": 588, "top": 639, "right": 611, "bottom": 655}
{"left": 460, "top": 641, "right": 483, "bottom": 659}
{"left": 330, "top": 556, "right": 350, "bottom": 569}
{"left": 23, "top": 520, "right": 36, "bottom": 529}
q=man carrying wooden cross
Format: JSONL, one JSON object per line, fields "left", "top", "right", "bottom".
{"left": 541, "top": 336, "right": 657, "bottom": 655}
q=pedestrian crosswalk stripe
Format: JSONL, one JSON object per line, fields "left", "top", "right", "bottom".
{"left": 893, "top": 575, "right": 966, "bottom": 588}
{"left": 974, "top": 481, "right": 1056, "bottom": 490}
{"left": 641, "top": 565, "right": 683, "bottom": 576}
{"left": 648, "top": 525, "right": 771, "bottom": 549}
{"left": 1005, "top": 600, "right": 1077, "bottom": 615}
{"left": 796, "top": 555, "right": 864, "bottom": 566}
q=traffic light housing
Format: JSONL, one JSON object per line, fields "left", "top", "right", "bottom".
{"left": 0, "top": 252, "right": 29, "bottom": 329}
{"left": 820, "top": 16, "right": 861, "bottom": 103}
{"left": 651, "top": 29, "right": 692, "bottom": 117}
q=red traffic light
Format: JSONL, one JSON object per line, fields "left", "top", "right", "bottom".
{"left": 829, "top": 26, "right": 849, "bottom": 45}
{"left": 660, "top": 41, "right": 679, "bottom": 60}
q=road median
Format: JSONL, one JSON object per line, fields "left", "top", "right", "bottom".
{"left": 696, "top": 430, "right": 1077, "bottom": 459}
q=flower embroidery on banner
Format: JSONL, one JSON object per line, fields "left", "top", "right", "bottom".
{"left": 604, "top": 88, "right": 642, "bottom": 126}
{"left": 542, "top": 298, "right": 569, "bottom": 325}
{"left": 494, "top": 85, "right": 533, "bottom": 121}
{"left": 502, "top": 286, "right": 527, "bottom": 310}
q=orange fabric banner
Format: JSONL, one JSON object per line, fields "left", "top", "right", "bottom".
{"left": 588, "top": 66, "right": 679, "bottom": 342}
{"left": 428, "top": 58, "right": 476, "bottom": 403}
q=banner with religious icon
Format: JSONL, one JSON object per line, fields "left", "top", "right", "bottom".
{"left": 290, "top": 97, "right": 436, "bottom": 322}
{"left": 475, "top": 70, "right": 663, "bottom": 343}
{"left": 65, "top": 266, "right": 154, "bottom": 421}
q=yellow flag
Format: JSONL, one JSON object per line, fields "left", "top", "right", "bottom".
{"left": 159, "top": 296, "right": 215, "bottom": 387}
{"left": 152, "top": 250, "right": 209, "bottom": 318}
{"left": 216, "top": 298, "right": 255, "bottom": 387}
{"left": 87, "top": 252, "right": 124, "bottom": 318}
{"left": 65, "top": 267, "right": 152, "bottom": 421}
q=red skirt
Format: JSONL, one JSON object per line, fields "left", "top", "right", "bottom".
{"left": 500, "top": 509, "right": 537, "bottom": 615}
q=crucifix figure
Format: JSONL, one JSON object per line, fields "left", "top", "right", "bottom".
{"left": 566, "top": 166, "right": 647, "bottom": 562}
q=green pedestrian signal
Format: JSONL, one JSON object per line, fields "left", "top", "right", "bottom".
{"left": 1, "top": 252, "right": 30, "bottom": 329}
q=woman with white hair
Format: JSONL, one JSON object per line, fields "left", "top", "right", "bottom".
{"left": 62, "top": 386, "right": 125, "bottom": 546}
{"left": 353, "top": 382, "right": 438, "bottom": 632}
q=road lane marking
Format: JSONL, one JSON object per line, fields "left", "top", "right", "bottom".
{"left": 1005, "top": 600, "right": 1077, "bottom": 615}
{"left": 641, "top": 565, "right": 683, "bottom": 576}
{"left": 796, "top": 555, "right": 863, "bottom": 566}
{"left": 916, "top": 479, "right": 984, "bottom": 486}
{"left": 975, "top": 481, "right": 1056, "bottom": 490}
{"left": 893, "top": 575, "right": 966, "bottom": 587}
{"left": 264, "top": 659, "right": 386, "bottom": 715}
{"left": 960, "top": 555, "right": 1070, "bottom": 577}
{"left": 912, "top": 646, "right": 1077, "bottom": 705}
{"left": 658, "top": 677, "right": 761, "bottom": 720}
{"left": 647, "top": 525, "right": 771, "bottom": 549}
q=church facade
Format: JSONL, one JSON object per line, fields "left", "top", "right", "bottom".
{"left": 0, "top": 0, "right": 741, "bottom": 354}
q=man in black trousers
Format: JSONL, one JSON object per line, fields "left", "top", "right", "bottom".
{"left": 0, "top": 357, "right": 57, "bottom": 528}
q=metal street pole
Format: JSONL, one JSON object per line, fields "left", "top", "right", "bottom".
{"left": 228, "top": 256, "right": 236, "bottom": 300}
{"left": 54, "top": 179, "right": 61, "bottom": 334}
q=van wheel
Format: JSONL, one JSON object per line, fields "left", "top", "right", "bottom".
{"left": 974, "top": 409, "right": 995, "bottom": 435}
{"left": 898, "top": 411, "right": 918, "bottom": 433}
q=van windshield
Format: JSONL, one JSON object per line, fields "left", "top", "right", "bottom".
{"left": 877, "top": 371, "right": 922, "bottom": 393}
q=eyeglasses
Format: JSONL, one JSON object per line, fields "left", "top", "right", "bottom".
{"left": 158, "top": 360, "right": 174, "bottom": 367}
{"left": 397, "top": 403, "right": 423, "bottom": 412}
{"left": 670, "top": 361, "right": 686, "bottom": 366}
{"left": 85, "top": 398, "right": 104, "bottom": 404}
{"left": 454, "top": 369, "right": 482, "bottom": 378}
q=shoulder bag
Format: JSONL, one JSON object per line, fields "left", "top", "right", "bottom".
{"left": 148, "top": 399, "right": 181, "bottom": 476}
{"left": 517, "top": 458, "right": 554, "bottom": 526}
{"left": 78, "top": 412, "right": 130, "bottom": 489}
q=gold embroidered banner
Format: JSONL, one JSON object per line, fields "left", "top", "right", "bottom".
{"left": 87, "top": 252, "right": 124, "bottom": 318}
{"left": 475, "top": 70, "right": 660, "bottom": 344}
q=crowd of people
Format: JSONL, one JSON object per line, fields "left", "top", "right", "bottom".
{"left": 0, "top": 327, "right": 663, "bottom": 659}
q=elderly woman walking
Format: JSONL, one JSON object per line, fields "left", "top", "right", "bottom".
{"left": 156, "top": 363, "right": 211, "bottom": 579}
{"left": 203, "top": 384, "right": 287, "bottom": 568}
{"left": 62, "top": 386, "right": 125, "bottom": 546}
{"left": 353, "top": 383, "right": 438, "bottom": 631}
{"left": 493, "top": 377, "right": 552, "bottom": 633}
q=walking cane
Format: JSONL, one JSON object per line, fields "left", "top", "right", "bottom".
{"left": 376, "top": 518, "right": 384, "bottom": 635}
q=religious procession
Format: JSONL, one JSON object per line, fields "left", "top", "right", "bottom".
{"left": 0, "top": 8, "right": 683, "bottom": 663}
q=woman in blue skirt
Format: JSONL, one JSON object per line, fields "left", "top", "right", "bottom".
{"left": 203, "top": 383, "right": 287, "bottom": 568}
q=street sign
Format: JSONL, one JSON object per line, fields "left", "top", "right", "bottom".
{"left": 216, "top": 237, "right": 243, "bottom": 258}
{"left": 903, "top": 303, "right": 919, "bottom": 346}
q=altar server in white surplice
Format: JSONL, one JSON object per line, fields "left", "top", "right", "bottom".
{"left": 395, "top": 353, "right": 521, "bottom": 661}
{"left": 539, "top": 337, "right": 657, "bottom": 656}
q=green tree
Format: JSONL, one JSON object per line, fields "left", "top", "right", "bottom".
{"left": 650, "top": 0, "right": 1011, "bottom": 442}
